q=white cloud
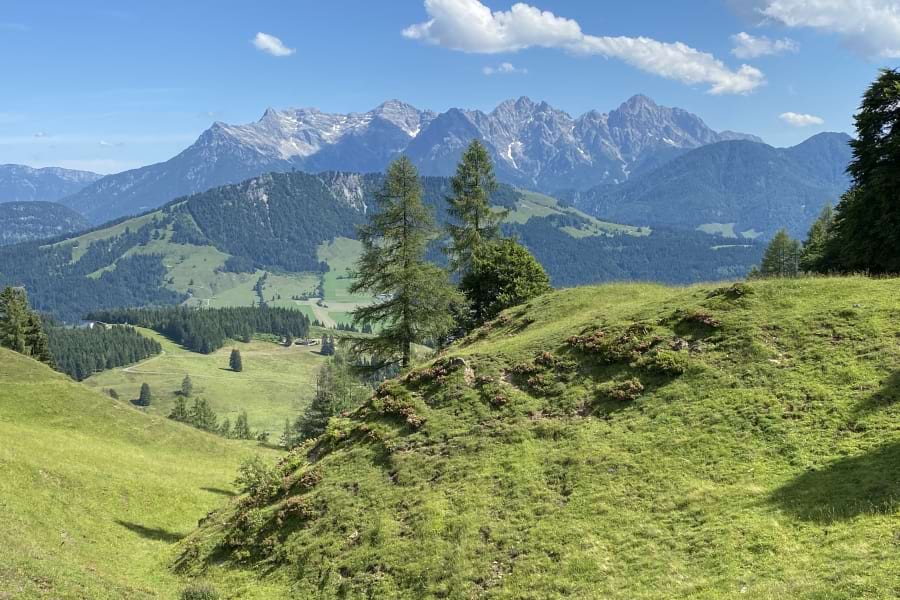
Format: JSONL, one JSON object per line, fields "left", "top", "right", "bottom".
{"left": 403, "top": 0, "right": 765, "bottom": 94}
{"left": 731, "top": 32, "right": 798, "bottom": 58}
{"left": 252, "top": 32, "right": 295, "bottom": 57}
{"left": 33, "top": 131, "right": 49, "bottom": 138}
{"left": 780, "top": 111, "right": 825, "bottom": 126}
{"left": 759, "top": 0, "right": 900, "bottom": 58}
{"left": 483, "top": 62, "right": 528, "bottom": 75}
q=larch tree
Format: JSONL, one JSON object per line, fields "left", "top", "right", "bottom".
{"left": 349, "top": 156, "right": 460, "bottom": 368}
{"left": 760, "top": 229, "right": 801, "bottom": 277}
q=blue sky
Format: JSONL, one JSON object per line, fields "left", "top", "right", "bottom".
{"left": 1, "top": 0, "right": 898, "bottom": 174}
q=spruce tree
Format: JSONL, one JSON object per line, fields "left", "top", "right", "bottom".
{"left": 826, "top": 69, "right": 900, "bottom": 273}
{"left": 445, "top": 140, "right": 505, "bottom": 276}
{"left": 219, "top": 418, "right": 232, "bottom": 438}
{"left": 234, "top": 409, "right": 251, "bottom": 439}
{"left": 229, "top": 348, "right": 243, "bottom": 372}
{"left": 138, "top": 383, "right": 153, "bottom": 407}
{"left": 349, "top": 157, "right": 461, "bottom": 368}
{"left": 0, "top": 287, "right": 31, "bottom": 355}
{"left": 169, "top": 396, "right": 189, "bottom": 422}
{"left": 180, "top": 374, "right": 194, "bottom": 397}
{"left": 760, "top": 229, "right": 801, "bottom": 277}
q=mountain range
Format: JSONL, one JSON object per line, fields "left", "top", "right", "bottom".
{"left": 567, "top": 132, "right": 854, "bottom": 239}
{"left": 56, "top": 95, "right": 763, "bottom": 224}
{"left": 0, "top": 164, "right": 101, "bottom": 203}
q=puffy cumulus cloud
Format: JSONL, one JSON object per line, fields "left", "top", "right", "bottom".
{"left": 780, "top": 111, "right": 825, "bottom": 126}
{"left": 759, "top": 0, "right": 900, "bottom": 58}
{"left": 252, "top": 32, "right": 295, "bottom": 57}
{"left": 482, "top": 62, "right": 528, "bottom": 75}
{"left": 403, "top": 0, "right": 765, "bottom": 94}
{"left": 731, "top": 32, "right": 798, "bottom": 58}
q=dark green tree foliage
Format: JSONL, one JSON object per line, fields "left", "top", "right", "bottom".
{"left": 229, "top": 349, "right": 243, "bottom": 372}
{"left": 799, "top": 205, "right": 835, "bottom": 272}
{"left": 288, "top": 353, "right": 371, "bottom": 445}
{"left": 234, "top": 410, "right": 251, "bottom": 440}
{"left": 760, "top": 229, "right": 801, "bottom": 277}
{"left": 825, "top": 69, "right": 900, "bottom": 273}
{"left": 445, "top": 140, "right": 506, "bottom": 275}
{"left": 85, "top": 306, "right": 309, "bottom": 354}
{"left": 47, "top": 325, "right": 161, "bottom": 380}
{"left": 320, "top": 334, "right": 336, "bottom": 356}
{"left": 181, "top": 374, "right": 194, "bottom": 397}
{"left": 169, "top": 396, "right": 190, "bottom": 422}
{"left": 189, "top": 398, "right": 219, "bottom": 432}
{"left": 460, "top": 239, "right": 552, "bottom": 324}
{"left": 349, "top": 157, "right": 460, "bottom": 368}
{"left": 0, "top": 286, "right": 54, "bottom": 366}
{"left": 138, "top": 383, "right": 153, "bottom": 407}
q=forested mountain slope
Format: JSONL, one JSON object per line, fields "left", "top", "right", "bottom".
{"left": 568, "top": 133, "right": 853, "bottom": 239}
{"left": 0, "top": 171, "right": 762, "bottom": 322}
{"left": 0, "top": 201, "right": 89, "bottom": 245}
{"left": 0, "top": 348, "right": 278, "bottom": 599}
{"left": 180, "top": 277, "right": 900, "bottom": 599}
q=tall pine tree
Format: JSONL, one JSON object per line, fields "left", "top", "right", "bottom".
{"left": 349, "top": 157, "right": 460, "bottom": 368}
{"left": 799, "top": 204, "right": 835, "bottom": 272}
{"left": 138, "top": 382, "right": 153, "bottom": 407}
{"left": 826, "top": 69, "right": 900, "bottom": 273}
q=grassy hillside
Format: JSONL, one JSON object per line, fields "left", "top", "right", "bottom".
{"left": 179, "top": 277, "right": 899, "bottom": 599}
{"left": 0, "top": 349, "right": 282, "bottom": 599}
{"left": 82, "top": 328, "right": 328, "bottom": 434}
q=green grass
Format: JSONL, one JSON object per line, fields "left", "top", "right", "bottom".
{"left": 181, "top": 276, "right": 900, "bottom": 599}
{"left": 0, "top": 348, "right": 285, "bottom": 599}
{"left": 82, "top": 328, "right": 328, "bottom": 435}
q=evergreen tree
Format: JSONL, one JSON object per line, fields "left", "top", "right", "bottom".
{"left": 800, "top": 204, "right": 836, "bottom": 272}
{"left": 760, "top": 229, "right": 801, "bottom": 277}
{"left": 445, "top": 140, "right": 505, "bottom": 276}
{"left": 189, "top": 398, "right": 218, "bottom": 431}
{"left": 294, "top": 354, "right": 370, "bottom": 441}
{"left": 229, "top": 348, "right": 243, "bottom": 372}
{"left": 349, "top": 157, "right": 461, "bottom": 368}
{"left": 138, "top": 382, "right": 153, "bottom": 407}
{"left": 460, "top": 239, "right": 552, "bottom": 324}
{"left": 169, "top": 396, "right": 189, "bottom": 422}
{"left": 180, "top": 374, "right": 194, "bottom": 397}
{"left": 825, "top": 69, "right": 900, "bottom": 273}
{"left": 219, "top": 417, "right": 232, "bottom": 438}
{"left": 280, "top": 418, "right": 293, "bottom": 449}
{"left": 234, "top": 410, "right": 251, "bottom": 440}
{"left": 0, "top": 287, "right": 53, "bottom": 365}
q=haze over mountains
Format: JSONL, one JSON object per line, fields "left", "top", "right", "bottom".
{"left": 0, "top": 164, "right": 101, "bottom": 203}
{"left": 54, "top": 95, "right": 768, "bottom": 224}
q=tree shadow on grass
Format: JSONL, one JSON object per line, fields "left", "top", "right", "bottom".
{"left": 200, "top": 487, "right": 236, "bottom": 497}
{"left": 852, "top": 371, "right": 900, "bottom": 416}
{"left": 770, "top": 441, "right": 900, "bottom": 523}
{"left": 116, "top": 520, "right": 184, "bottom": 543}
{"left": 772, "top": 372, "right": 900, "bottom": 523}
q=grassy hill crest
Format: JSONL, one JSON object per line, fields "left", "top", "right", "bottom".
{"left": 178, "top": 277, "right": 900, "bottom": 599}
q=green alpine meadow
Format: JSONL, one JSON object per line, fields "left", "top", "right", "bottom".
{"left": 2, "top": 4, "right": 900, "bottom": 599}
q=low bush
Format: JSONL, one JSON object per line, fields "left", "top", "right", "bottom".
{"left": 180, "top": 582, "right": 220, "bottom": 600}
{"left": 596, "top": 378, "right": 645, "bottom": 402}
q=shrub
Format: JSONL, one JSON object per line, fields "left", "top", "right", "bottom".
{"left": 635, "top": 349, "right": 689, "bottom": 376}
{"left": 596, "top": 378, "right": 644, "bottom": 402}
{"left": 180, "top": 582, "right": 220, "bottom": 600}
{"left": 235, "top": 455, "right": 282, "bottom": 500}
